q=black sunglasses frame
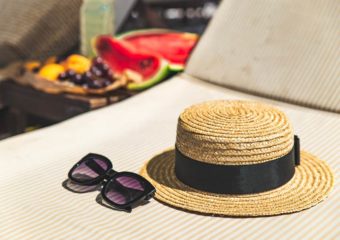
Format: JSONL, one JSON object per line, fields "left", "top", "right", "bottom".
{"left": 68, "top": 153, "right": 155, "bottom": 212}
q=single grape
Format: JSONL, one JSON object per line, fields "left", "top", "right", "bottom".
{"left": 105, "top": 70, "right": 115, "bottom": 82}
{"left": 102, "top": 63, "right": 110, "bottom": 72}
{"left": 95, "top": 70, "right": 104, "bottom": 77}
{"left": 66, "top": 70, "right": 76, "bottom": 78}
{"left": 104, "top": 79, "right": 112, "bottom": 87}
{"left": 84, "top": 76, "right": 95, "bottom": 87}
{"left": 107, "top": 69, "right": 114, "bottom": 77}
{"left": 72, "top": 74, "right": 84, "bottom": 85}
{"left": 82, "top": 71, "right": 93, "bottom": 82}
{"left": 58, "top": 72, "right": 68, "bottom": 81}
{"left": 90, "top": 66, "right": 104, "bottom": 77}
{"left": 88, "top": 79, "right": 106, "bottom": 89}
{"left": 92, "top": 57, "right": 104, "bottom": 66}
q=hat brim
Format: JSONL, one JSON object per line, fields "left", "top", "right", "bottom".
{"left": 140, "top": 148, "right": 334, "bottom": 217}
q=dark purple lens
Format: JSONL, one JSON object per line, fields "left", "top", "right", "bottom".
{"left": 105, "top": 191, "right": 126, "bottom": 205}
{"left": 116, "top": 176, "right": 145, "bottom": 191}
{"left": 71, "top": 158, "right": 109, "bottom": 182}
{"left": 104, "top": 176, "right": 145, "bottom": 205}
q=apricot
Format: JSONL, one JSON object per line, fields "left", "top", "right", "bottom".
{"left": 65, "top": 54, "right": 91, "bottom": 74}
{"left": 24, "top": 61, "right": 41, "bottom": 72}
{"left": 38, "top": 64, "right": 65, "bottom": 81}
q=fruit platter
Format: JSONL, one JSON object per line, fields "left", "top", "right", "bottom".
{"left": 19, "top": 54, "right": 140, "bottom": 95}
{"left": 14, "top": 29, "right": 198, "bottom": 95}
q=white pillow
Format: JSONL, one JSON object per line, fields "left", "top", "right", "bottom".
{"left": 186, "top": 0, "right": 339, "bottom": 112}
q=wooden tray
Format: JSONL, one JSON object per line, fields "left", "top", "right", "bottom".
{"left": 1, "top": 62, "right": 126, "bottom": 95}
{"left": 17, "top": 71, "right": 126, "bottom": 95}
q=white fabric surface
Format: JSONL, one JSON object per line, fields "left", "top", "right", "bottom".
{"left": 0, "top": 75, "right": 339, "bottom": 239}
{"left": 186, "top": 0, "right": 340, "bottom": 112}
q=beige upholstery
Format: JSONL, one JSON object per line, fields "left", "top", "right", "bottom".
{"left": 0, "top": 0, "right": 339, "bottom": 238}
{"left": 0, "top": 75, "right": 339, "bottom": 239}
{"left": 186, "top": 0, "right": 340, "bottom": 112}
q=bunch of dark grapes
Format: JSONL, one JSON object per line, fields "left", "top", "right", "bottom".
{"left": 58, "top": 57, "right": 115, "bottom": 89}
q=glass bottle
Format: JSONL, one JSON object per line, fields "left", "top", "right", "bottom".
{"left": 80, "top": 0, "right": 115, "bottom": 57}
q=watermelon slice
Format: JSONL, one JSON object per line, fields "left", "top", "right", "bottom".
{"left": 118, "top": 29, "right": 198, "bottom": 72}
{"left": 94, "top": 36, "right": 169, "bottom": 90}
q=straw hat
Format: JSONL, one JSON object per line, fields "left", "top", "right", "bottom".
{"left": 140, "top": 100, "right": 334, "bottom": 216}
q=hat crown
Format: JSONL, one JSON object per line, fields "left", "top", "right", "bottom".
{"left": 176, "top": 100, "right": 294, "bottom": 165}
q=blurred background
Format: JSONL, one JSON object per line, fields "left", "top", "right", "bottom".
{"left": 0, "top": 0, "right": 221, "bottom": 140}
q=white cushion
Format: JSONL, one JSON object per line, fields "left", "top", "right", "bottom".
{"left": 0, "top": 75, "right": 338, "bottom": 239}
{"left": 186, "top": 0, "right": 340, "bottom": 112}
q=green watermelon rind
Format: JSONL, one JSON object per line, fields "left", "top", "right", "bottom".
{"left": 117, "top": 29, "right": 186, "bottom": 72}
{"left": 168, "top": 63, "right": 184, "bottom": 72}
{"left": 127, "top": 58, "right": 169, "bottom": 91}
{"left": 116, "top": 28, "right": 174, "bottom": 39}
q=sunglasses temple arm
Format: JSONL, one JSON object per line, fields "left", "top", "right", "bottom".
{"left": 124, "top": 206, "right": 132, "bottom": 213}
{"left": 85, "top": 160, "right": 107, "bottom": 176}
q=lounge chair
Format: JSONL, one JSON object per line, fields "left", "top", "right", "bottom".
{"left": 0, "top": 0, "right": 338, "bottom": 239}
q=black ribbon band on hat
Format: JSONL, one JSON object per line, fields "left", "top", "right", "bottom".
{"left": 175, "top": 135, "right": 300, "bottom": 194}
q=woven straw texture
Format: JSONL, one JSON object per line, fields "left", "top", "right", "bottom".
{"left": 141, "top": 149, "right": 333, "bottom": 216}
{"left": 0, "top": 75, "right": 339, "bottom": 238}
{"left": 141, "top": 99, "right": 334, "bottom": 216}
{"left": 186, "top": 0, "right": 340, "bottom": 113}
{"left": 177, "top": 100, "right": 294, "bottom": 165}
{"left": 0, "top": 0, "right": 82, "bottom": 67}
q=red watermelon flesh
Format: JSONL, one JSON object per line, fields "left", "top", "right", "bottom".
{"left": 119, "top": 30, "right": 198, "bottom": 70}
{"left": 95, "top": 36, "right": 162, "bottom": 79}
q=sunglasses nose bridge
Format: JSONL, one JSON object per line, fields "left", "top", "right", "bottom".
{"left": 105, "top": 169, "right": 117, "bottom": 178}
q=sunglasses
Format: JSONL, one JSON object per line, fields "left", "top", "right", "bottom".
{"left": 68, "top": 153, "right": 156, "bottom": 212}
